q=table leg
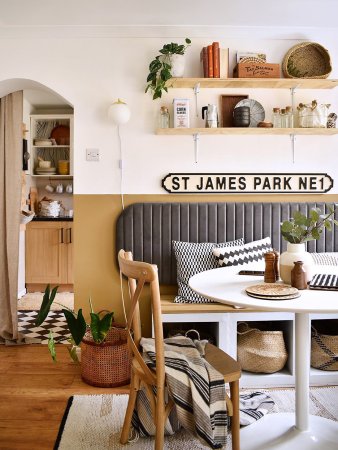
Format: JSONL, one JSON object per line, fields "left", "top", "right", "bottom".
{"left": 295, "top": 312, "right": 310, "bottom": 431}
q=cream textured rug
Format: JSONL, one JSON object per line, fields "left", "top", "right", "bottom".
{"left": 55, "top": 387, "right": 338, "bottom": 450}
{"left": 17, "top": 292, "right": 74, "bottom": 311}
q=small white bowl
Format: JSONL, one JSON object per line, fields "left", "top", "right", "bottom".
{"left": 39, "top": 160, "right": 52, "bottom": 169}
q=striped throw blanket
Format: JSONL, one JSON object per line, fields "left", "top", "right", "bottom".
{"left": 131, "top": 336, "right": 275, "bottom": 449}
{"left": 133, "top": 336, "right": 228, "bottom": 449}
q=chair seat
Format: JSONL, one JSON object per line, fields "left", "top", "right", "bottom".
{"left": 204, "top": 343, "right": 241, "bottom": 383}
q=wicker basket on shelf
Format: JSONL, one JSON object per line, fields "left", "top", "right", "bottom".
{"left": 282, "top": 42, "right": 332, "bottom": 79}
{"left": 237, "top": 322, "right": 288, "bottom": 373}
{"left": 81, "top": 323, "right": 131, "bottom": 387}
{"left": 311, "top": 320, "right": 338, "bottom": 371}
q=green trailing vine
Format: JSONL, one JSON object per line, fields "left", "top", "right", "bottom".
{"left": 145, "top": 38, "right": 191, "bottom": 100}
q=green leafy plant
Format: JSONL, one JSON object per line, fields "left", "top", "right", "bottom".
{"left": 145, "top": 38, "right": 191, "bottom": 100}
{"left": 281, "top": 206, "right": 338, "bottom": 244}
{"left": 35, "top": 285, "right": 114, "bottom": 363}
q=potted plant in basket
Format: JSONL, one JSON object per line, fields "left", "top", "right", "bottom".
{"left": 145, "top": 38, "right": 191, "bottom": 99}
{"left": 280, "top": 206, "right": 338, "bottom": 284}
{"left": 35, "top": 285, "right": 131, "bottom": 387}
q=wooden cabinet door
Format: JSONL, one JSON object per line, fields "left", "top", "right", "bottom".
{"left": 25, "top": 222, "right": 67, "bottom": 284}
{"left": 64, "top": 223, "right": 73, "bottom": 284}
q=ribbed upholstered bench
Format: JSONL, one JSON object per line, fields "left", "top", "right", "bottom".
{"left": 116, "top": 202, "right": 338, "bottom": 387}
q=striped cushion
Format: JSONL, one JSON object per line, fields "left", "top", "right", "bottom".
{"left": 311, "top": 253, "right": 338, "bottom": 266}
{"left": 213, "top": 237, "right": 273, "bottom": 267}
{"left": 310, "top": 273, "right": 338, "bottom": 290}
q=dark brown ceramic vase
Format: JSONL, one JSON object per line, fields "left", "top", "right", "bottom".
{"left": 291, "top": 261, "right": 308, "bottom": 290}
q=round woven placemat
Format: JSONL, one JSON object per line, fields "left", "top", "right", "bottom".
{"left": 246, "top": 291, "right": 300, "bottom": 301}
{"left": 245, "top": 283, "right": 299, "bottom": 297}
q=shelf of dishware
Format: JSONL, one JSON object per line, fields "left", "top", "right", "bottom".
{"left": 156, "top": 127, "right": 338, "bottom": 136}
{"left": 168, "top": 77, "right": 338, "bottom": 89}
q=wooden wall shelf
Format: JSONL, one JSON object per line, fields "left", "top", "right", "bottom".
{"left": 156, "top": 127, "right": 338, "bottom": 136}
{"left": 168, "top": 78, "right": 338, "bottom": 89}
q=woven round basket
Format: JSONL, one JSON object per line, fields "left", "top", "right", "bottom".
{"left": 282, "top": 42, "right": 332, "bottom": 79}
{"left": 237, "top": 322, "right": 288, "bottom": 373}
{"left": 81, "top": 323, "right": 131, "bottom": 387}
{"left": 311, "top": 320, "right": 338, "bottom": 371}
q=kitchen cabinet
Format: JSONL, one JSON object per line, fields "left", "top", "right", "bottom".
{"left": 30, "top": 114, "right": 73, "bottom": 179}
{"left": 25, "top": 221, "right": 73, "bottom": 292}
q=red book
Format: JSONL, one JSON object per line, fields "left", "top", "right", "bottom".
{"left": 200, "top": 47, "right": 208, "bottom": 78}
{"left": 212, "top": 42, "right": 220, "bottom": 78}
{"left": 207, "top": 45, "right": 214, "bottom": 77}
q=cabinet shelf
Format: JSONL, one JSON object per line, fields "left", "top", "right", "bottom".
{"left": 168, "top": 77, "right": 338, "bottom": 89}
{"left": 156, "top": 127, "right": 338, "bottom": 136}
{"left": 31, "top": 174, "right": 73, "bottom": 179}
{"left": 32, "top": 145, "right": 70, "bottom": 149}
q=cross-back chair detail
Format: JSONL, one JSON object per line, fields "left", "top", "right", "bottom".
{"left": 118, "top": 249, "right": 241, "bottom": 450}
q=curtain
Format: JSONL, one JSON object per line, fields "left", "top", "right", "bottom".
{"left": 0, "top": 91, "right": 23, "bottom": 343}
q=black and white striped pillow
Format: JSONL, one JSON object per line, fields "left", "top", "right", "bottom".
{"left": 310, "top": 253, "right": 338, "bottom": 266}
{"left": 173, "top": 238, "right": 244, "bottom": 304}
{"left": 213, "top": 237, "right": 273, "bottom": 267}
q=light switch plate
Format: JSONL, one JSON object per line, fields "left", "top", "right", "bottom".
{"left": 86, "top": 148, "right": 100, "bottom": 161}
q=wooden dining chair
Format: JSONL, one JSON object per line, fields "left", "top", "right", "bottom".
{"left": 118, "top": 249, "right": 241, "bottom": 450}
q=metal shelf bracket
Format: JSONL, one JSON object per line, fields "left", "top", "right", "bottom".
{"left": 290, "top": 133, "right": 296, "bottom": 163}
{"left": 193, "top": 83, "right": 200, "bottom": 117}
{"left": 193, "top": 133, "right": 200, "bottom": 163}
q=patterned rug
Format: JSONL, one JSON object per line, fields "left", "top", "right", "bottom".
{"left": 54, "top": 387, "right": 338, "bottom": 449}
{"left": 18, "top": 292, "right": 74, "bottom": 311}
{"left": 18, "top": 310, "right": 70, "bottom": 344}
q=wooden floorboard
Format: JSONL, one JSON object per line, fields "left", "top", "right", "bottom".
{"left": 0, "top": 344, "right": 129, "bottom": 450}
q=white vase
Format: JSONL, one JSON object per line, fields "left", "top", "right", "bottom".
{"left": 170, "top": 54, "right": 185, "bottom": 77}
{"left": 280, "top": 243, "right": 314, "bottom": 285}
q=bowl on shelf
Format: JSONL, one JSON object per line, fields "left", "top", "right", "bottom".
{"left": 38, "top": 160, "right": 52, "bottom": 169}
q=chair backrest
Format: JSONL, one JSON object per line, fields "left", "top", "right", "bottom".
{"left": 118, "top": 249, "right": 165, "bottom": 388}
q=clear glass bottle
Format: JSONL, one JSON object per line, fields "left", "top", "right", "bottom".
{"left": 280, "top": 108, "right": 287, "bottom": 128}
{"left": 159, "top": 106, "right": 170, "bottom": 128}
{"left": 272, "top": 108, "right": 281, "bottom": 128}
{"left": 285, "top": 106, "right": 294, "bottom": 128}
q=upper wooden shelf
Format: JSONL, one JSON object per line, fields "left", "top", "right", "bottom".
{"left": 156, "top": 127, "right": 338, "bottom": 136}
{"left": 168, "top": 78, "right": 338, "bottom": 89}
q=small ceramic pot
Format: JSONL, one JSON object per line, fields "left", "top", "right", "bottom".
{"left": 233, "top": 106, "right": 250, "bottom": 127}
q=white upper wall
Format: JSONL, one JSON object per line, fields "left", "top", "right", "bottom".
{"left": 0, "top": 22, "right": 337, "bottom": 194}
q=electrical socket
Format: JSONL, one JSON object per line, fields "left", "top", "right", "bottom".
{"left": 86, "top": 148, "right": 100, "bottom": 161}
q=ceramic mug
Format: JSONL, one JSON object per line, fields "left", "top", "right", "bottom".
{"left": 45, "top": 184, "right": 54, "bottom": 193}
{"left": 56, "top": 183, "right": 63, "bottom": 194}
{"left": 66, "top": 184, "right": 73, "bottom": 194}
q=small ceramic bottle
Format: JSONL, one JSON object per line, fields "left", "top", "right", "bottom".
{"left": 291, "top": 261, "right": 307, "bottom": 290}
{"left": 264, "top": 252, "right": 276, "bottom": 283}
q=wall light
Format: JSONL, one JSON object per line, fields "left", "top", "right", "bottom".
{"left": 108, "top": 99, "right": 131, "bottom": 125}
{"left": 108, "top": 99, "right": 131, "bottom": 210}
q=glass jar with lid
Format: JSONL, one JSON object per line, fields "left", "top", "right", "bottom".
{"left": 272, "top": 108, "right": 281, "bottom": 128}
{"left": 159, "top": 106, "right": 170, "bottom": 128}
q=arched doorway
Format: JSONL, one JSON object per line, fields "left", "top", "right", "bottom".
{"left": 0, "top": 78, "right": 74, "bottom": 343}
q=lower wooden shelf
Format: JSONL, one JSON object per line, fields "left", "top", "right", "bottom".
{"left": 156, "top": 127, "right": 338, "bottom": 136}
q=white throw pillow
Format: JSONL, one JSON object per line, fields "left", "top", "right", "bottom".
{"left": 173, "top": 238, "right": 244, "bottom": 304}
{"left": 310, "top": 253, "right": 338, "bottom": 266}
{"left": 213, "top": 237, "right": 273, "bottom": 267}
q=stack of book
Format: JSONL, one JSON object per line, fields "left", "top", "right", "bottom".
{"left": 201, "top": 42, "right": 229, "bottom": 78}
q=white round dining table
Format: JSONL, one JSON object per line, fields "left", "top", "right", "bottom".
{"left": 189, "top": 264, "right": 338, "bottom": 450}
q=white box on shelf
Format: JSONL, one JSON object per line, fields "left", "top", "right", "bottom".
{"left": 173, "top": 98, "right": 190, "bottom": 128}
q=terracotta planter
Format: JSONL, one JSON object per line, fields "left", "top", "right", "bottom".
{"left": 280, "top": 243, "right": 314, "bottom": 284}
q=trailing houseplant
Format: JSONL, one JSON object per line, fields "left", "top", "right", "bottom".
{"left": 145, "top": 38, "right": 191, "bottom": 100}
{"left": 35, "top": 285, "right": 114, "bottom": 363}
{"left": 280, "top": 206, "right": 338, "bottom": 283}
